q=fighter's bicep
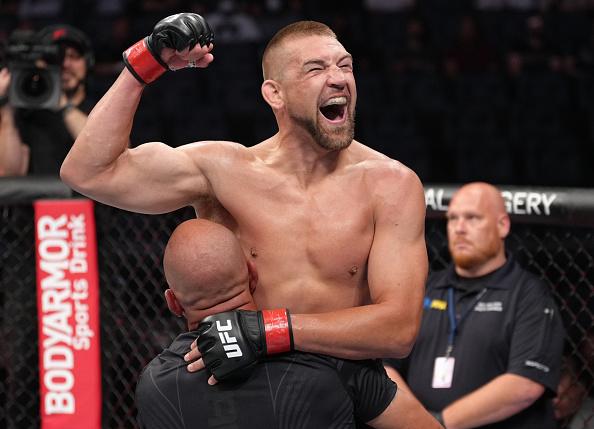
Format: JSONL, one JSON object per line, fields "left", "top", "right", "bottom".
{"left": 96, "top": 142, "right": 210, "bottom": 214}
{"left": 367, "top": 228, "right": 427, "bottom": 305}
{"left": 127, "top": 142, "right": 207, "bottom": 186}
{"left": 367, "top": 171, "right": 428, "bottom": 305}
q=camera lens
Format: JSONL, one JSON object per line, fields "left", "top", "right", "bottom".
{"left": 8, "top": 63, "right": 61, "bottom": 109}
{"left": 16, "top": 68, "right": 52, "bottom": 103}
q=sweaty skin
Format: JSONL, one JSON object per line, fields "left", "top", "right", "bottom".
{"left": 61, "top": 31, "right": 427, "bottom": 361}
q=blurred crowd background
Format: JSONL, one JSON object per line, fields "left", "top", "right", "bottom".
{"left": 1, "top": 0, "right": 593, "bottom": 187}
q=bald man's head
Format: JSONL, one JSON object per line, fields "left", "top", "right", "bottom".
{"left": 262, "top": 20, "right": 337, "bottom": 81}
{"left": 163, "top": 219, "right": 250, "bottom": 314}
{"left": 446, "top": 182, "right": 510, "bottom": 276}
{"left": 453, "top": 182, "right": 507, "bottom": 216}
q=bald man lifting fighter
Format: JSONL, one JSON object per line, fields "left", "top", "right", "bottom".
{"left": 136, "top": 219, "right": 442, "bottom": 429}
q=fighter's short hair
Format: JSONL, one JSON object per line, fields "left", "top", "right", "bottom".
{"left": 262, "top": 21, "right": 336, "bottom": 80}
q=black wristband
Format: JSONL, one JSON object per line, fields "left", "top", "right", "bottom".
{"left": 0, "top": 94, "right": 8, "bottom": 107}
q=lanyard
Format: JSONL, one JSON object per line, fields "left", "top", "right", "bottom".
{"left": 446, "top": 287, "right": 487, "bottom": 357}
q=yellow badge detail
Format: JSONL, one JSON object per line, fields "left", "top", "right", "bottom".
{"left": 431, "top": 299, "right": 447, "bottom": 310}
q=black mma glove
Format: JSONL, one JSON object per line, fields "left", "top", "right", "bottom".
{"left": 196, "top": 309, "right": 293, "bottom": 381}
{"left": 123, "top": 13, "right": 214, "bottom": 85}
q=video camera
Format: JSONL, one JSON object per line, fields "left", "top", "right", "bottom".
{"left": 6, "top": 29, "right": 62, "bottom": 110}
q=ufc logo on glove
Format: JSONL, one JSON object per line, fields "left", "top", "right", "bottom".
{"left": 197, "top": 309, "right": 293, "bottom": 380}
{"left": 216, "top": 320, "right": 243, "bottom": 358}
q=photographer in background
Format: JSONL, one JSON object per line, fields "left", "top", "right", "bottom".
{"left": 0, "top": 24, "right": 94, "bottom": 176}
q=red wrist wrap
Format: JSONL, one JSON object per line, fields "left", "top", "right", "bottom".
{"left": 123, "top": 39, "right": 167, "bottom": 84}
{"left": 262, "top": 309, "right": 292, "bottom": 354}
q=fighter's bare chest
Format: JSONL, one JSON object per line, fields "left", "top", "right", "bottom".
{"left": 220, "top": 180, "right": 375, "bottom": 271}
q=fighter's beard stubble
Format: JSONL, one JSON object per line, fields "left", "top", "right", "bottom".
{"left": 291, "top": 110, "right": 356, "bottom": 151}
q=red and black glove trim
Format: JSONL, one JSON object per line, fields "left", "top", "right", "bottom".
{"left": 196, "top": 308, "right": 293, "bottom": 381}
{"left": 122, "top": 38, "right": 167, "bottom": 85}
{"left": 262, "top": 308, "right": 293, "bottom": 354}
{"left": 122, "top": 13, "right": 214, "bottom": 85}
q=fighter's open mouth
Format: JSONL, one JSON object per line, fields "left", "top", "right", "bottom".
{"left": 320, "top": 104, "right": 345, "bottom": 121}
{"left": 320, "top": 96, "right": 347, "bottom": 122}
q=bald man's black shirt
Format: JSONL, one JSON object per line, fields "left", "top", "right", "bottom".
{"left": 136, "top": 332, "right": 396, "bottom": 429}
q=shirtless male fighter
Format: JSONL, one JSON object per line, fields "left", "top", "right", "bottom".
{"left": 60, "top": 14, "right": 428, "bottom": 378}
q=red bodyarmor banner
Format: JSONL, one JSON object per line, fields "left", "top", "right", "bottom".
{"left": 34, "top": 199, "right": 101, "bottom": 429}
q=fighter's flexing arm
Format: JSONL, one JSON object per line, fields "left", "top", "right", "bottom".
{"left": 61, "top": 15, "right": 217, "bottom": 214}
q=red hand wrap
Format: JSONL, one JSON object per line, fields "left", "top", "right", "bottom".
{"left": 262, "top": 309, "right": 292, "bottom": 354}
{"left": 123, "top": 39, "right": 167, "bottom": 84}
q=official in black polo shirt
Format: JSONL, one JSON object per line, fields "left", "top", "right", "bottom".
{"left": 385, "top": 182, "right": 565, "bottom": 429}
{"left": 137, "top": 219, "right": 443, "bottom": 429}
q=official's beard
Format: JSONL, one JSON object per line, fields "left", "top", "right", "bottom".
{"left": 451, "top": 251, "right": 485, "bottom": 270}
{"left": 291, "top": 110, "right": 355, "bottom": 151}
{"left": 449, "top": 239, "right": 501, "bottom": 271}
